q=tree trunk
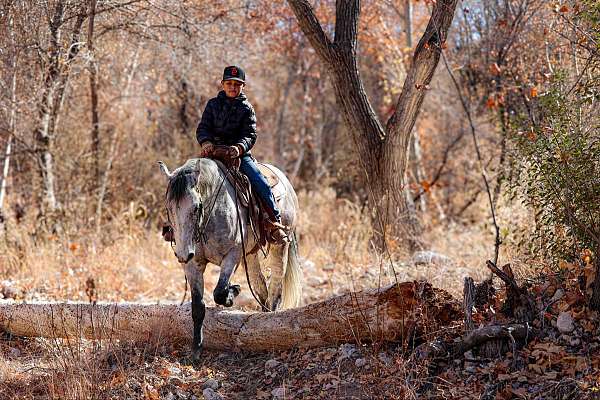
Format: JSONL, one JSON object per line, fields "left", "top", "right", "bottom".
{"left": 286, "top": 0, "right": 459, "bottom": 251}
{"left": 34, "top": 3, "right": 86, "bottom": 216}
{"left": 0, "top": 282, "right": 459, "bottom": 351}
{"left": 404, "top": 0, "right": 427, "bottom": 216}
{"left": 88, "top": 0, "right": 100, "bottom": 184}
{"left": 0, "top": 14, "right": 18, "bottom": 216}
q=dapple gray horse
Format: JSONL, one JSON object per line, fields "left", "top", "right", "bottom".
{"left": 158, "top": 158, "right": 302, "bottom": 360}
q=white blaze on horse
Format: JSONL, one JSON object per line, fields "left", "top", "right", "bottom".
{"left": 158, "top": 158, "right": 303, "bottom": 361}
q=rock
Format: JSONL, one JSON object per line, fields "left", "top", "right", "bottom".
{"left": 464, "top": 361, "right": 477, "bottom": 373}
{"left": 164, "top": 392, "right": 175, "bottom": 400}
{"left": 550, "top": 288, "right": 564, "bottom": 303}
{"left": 307, "top": 276, "right": 324, "bottom": 286}
{"left": 202, "top": 388, "right": 223, "bottom": 400}
{"left": 9, "top": 347, "right": 21, "bottom": 358}
{"left": 557, "top": 311, "right": 575, "bottom": 333}
{"left": 412, "top": 251, "right": 452, "bottom": 267}
{"left": 355, "top": 358, "right": 367, "bottom": 368}
{"left": 569, "top": 337, "right": 581, "bottom": 347}
{"left": 1, "top": 280, "right": 20, "bottom": 299}
{"left": 338, "top": 343, "right": 358, "bottom": 360}
{"left": 271, "top": 387, "right": 286, "bottom": 398}
{"left": 378, "top": 352, "right": 392, "bottom": 365}
{"left": 202, "top": 378, "right": 219, "bottom": 390}
{"left": 265, "top": 359, "right": 281, "bottom": 370}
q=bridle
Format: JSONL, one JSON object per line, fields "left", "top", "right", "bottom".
{"left": 164, "top": 174, "right": 227, "bottom": 248}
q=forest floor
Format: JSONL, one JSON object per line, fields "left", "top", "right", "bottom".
{"left": 1, "top": 190, "right": 599, "bottom": 399}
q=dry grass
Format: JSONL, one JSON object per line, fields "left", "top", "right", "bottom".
{"left": 0, "top": 189, "right": 535, "bottom": 303}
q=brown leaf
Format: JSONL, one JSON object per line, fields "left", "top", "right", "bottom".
{"left": 530, "top": 87, "right": 538, "bottom": 98}
{"left": 489, "top": 63, "right": 501, "bottom": 76}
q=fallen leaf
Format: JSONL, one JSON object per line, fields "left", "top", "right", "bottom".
{"left": 530, "top": 87, "right": 538, "bottom": 98}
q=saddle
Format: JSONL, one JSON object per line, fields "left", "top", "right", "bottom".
{"left": 210, "top": 148, "right": 287, "bottom": 252}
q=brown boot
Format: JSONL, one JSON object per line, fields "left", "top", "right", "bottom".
{"left": 266, "top": 219, "right": 289, "bottom": 245}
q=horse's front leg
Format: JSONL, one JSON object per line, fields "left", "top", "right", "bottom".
{"left": 184, "top": 261, "right": 207, "bottom": 362}
{"left": 213, "top": 248, "right": 242, "bottom": 307}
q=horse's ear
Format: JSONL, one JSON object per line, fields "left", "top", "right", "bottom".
{"left": 158, "top": 161, "right": 172, "bottom": 180}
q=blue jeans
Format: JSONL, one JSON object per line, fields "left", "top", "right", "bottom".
{"left": 239, "top": 155, "right": 281, "bottom": 220}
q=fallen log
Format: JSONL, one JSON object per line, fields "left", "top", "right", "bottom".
{"left": 0, "top": 282, "right": 460, "bottom": 352}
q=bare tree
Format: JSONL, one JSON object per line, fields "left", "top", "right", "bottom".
{"left": 0, "top": 10, "right": 18, "bottom": 219}
{"left": 286, "top": 0, "right": 459, "bottom": 251}
{"left": 88, "top": 0, "right": 100, "bottom": 184}
{"left": 34, "top": 2, "right": 86, "bottom": 216}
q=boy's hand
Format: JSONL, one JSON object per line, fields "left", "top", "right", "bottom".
{"left": 227, "top": 145, "right": 243, "bottom": 158}
{"left": 199, "top": 142, "right": 214, "bottom": 157}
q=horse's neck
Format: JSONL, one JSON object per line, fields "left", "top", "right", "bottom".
{"left": 197, "top": 161, "right": 228, "bottom": 204}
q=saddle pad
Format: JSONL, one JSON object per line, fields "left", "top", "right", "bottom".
{"left": 257, "top": 163, "right": 285, "bottom": 201}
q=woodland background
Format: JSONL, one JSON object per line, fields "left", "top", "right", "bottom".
{"left": 0, "top": 0, "right": 599, "bottom": 399}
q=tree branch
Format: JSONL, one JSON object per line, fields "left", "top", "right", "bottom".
{"left": 334, "top": 0, "right": 359, "bottom": 51}
{"left": 287, "top": 0, "right": 335, "bottom": 63}
{"left": 451, "top": 323, "right": 531, "bottom": 357}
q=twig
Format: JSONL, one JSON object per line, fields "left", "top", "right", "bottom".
{"left": 451, "top": 323, "right": 531, "bottom": 357}
{"left": 413, "top": 127, "right": 466, "bottom": 202}
{"left": 440, "top": 51, "right": 502, "bottom": 268}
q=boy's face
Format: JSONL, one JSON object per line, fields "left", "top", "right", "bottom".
{"left": 222, "top": 79, "right": 244, "bottom": 98}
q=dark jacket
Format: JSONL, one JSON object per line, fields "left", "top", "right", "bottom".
{"left": 196, "top": 91, "right": 257, "bottom": 153}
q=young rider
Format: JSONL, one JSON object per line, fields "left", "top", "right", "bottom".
{"left": 196, "top": 65, "right": 288, "bottom": 244}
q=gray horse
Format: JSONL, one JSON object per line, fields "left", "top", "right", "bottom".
{"left": 158, "top": 158, "right": 303, "bottom": 360}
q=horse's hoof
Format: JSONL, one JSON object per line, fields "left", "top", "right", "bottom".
{"left": 230, "top": 284, "right": 241, "bottom": 297}
{"left": 224, "top": 296, "right": 234, "bottom": 307}
{"left": 213, "top": 289, "right": 228, "bottom": 306}
{"left": 192, "top": 348, "right": 203, "bottom": 363}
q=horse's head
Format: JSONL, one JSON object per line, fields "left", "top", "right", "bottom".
{"left": 159, "top": 160, "right": 203, "bottom": 264}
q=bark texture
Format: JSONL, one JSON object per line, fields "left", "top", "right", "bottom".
{"left": 34, "top": 3, "right": 86, "bottom": 214}
{"left": 88, "top": 0, "right": 100, "bottom": 184}
{"left": 286, "top": 0, "right": 459, "bottom": 250}
{"left": 0, "top": 282, "right": 459, "bottom": 351}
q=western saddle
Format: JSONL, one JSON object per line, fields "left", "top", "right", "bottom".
{"left": 162, "top": 150, "right": 289, "bottom": 251}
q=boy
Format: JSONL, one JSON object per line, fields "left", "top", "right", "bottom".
{"left": 196, "top": 65, "right": 288, "bottom": 244}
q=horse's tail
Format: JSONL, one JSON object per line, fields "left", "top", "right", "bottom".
{"left": 281, "top": 231, "right": 303, "bottom": 309}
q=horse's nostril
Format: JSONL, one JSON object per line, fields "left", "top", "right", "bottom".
{"left": 186, "top": 252, "right": 194, "bottom": 263}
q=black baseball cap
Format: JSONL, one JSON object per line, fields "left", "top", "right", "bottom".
{"left": 222, "top": 65, "right": 245, "bottom": 83}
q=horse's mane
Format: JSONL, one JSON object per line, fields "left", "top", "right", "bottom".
{"left": 166, "top": 159, "right": 221, "bottom": 204}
